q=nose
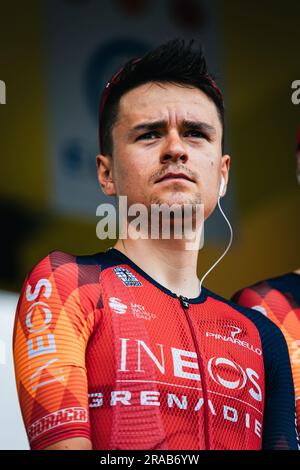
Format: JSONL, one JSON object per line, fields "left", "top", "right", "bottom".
{"left": 160, "top": 130, "right": 188, "bottom": 164}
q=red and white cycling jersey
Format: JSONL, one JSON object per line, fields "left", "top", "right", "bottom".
{"left": 13, "top": 249, "right": 298, "bottom": 450}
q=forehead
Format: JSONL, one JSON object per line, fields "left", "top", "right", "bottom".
{"left": 117, "top": 81, "right": 221, "bottom": 127}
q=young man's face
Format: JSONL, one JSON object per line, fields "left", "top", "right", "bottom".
{"left": 98, "top": 81, "right": 230, "bottom": 219}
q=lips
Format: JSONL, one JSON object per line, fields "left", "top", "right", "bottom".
{"left": 156, "top": 172, "right": 195, "bottom": 183}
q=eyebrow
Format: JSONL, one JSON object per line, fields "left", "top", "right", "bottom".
{"left": 128, "top": 119, "right": 217, "bottom": 138}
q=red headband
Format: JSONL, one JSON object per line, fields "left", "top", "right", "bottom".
{"left": 205, "top": 76, "right": 223, "bottom": 102}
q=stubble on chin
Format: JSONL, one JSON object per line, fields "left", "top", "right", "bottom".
{"left": 149, "top": 192, "right": 202, "bottom": 207}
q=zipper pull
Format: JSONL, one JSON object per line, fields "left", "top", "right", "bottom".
{"left": 179, "top": 295, "right": 189, "bottom": 309}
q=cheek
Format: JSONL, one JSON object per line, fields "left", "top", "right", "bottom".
{"left": 199, "top": 157, "right": 221, "bottom": 210}
{"left": 113, "top": 155, "right": 146, "bottom": 193}
{"left": 199, "top": 154, "right": 219, "bottom": 185}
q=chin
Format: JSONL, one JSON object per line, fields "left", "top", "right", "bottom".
{"left": 154, "top": 196, "right": 201, "bottom": 207}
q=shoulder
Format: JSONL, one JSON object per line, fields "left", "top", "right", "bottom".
{"left": 26, "top": 250, "right": 76, "bottom": 276}
{"left": 26, "top": 249, "right": 111, "bottom": 284}
{"left": 231, "top": 273, "right": 300, "bottom": 324}
{"left": 21, "top": 250, "right": 112, "bottom": 310}
{"left": 205, "top": 288, "right": 290, "bottom": 376}
{"left": 204, "top": 287, "right": 287, "bottom": 350}
{"left": 23, "top": 249, "right": 124, "bottom": 300}
{"left": 233, "top": 272, "right": 294, "bottom": 300}
{"left": 16, "top": 250, "right": 112, "bottom": 329}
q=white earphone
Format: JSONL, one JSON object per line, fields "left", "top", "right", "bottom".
{"left": 198, "top": 174, "right": 233, "bottom": 294}
{"left": 219, "top": 176, "right": 225, "bottom": 197}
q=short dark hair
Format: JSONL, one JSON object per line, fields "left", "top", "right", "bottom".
{"left": 98, "top": 38, "right": 225, "bottom": 156}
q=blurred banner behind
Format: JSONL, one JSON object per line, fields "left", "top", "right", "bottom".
{"left": 0, "top": 0, "right": 299, "bottom": 449}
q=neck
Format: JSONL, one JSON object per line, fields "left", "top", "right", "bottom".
{"left": 113, "top": 238, "right": 201, "bottom": 299}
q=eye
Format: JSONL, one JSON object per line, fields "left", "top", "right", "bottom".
{"left": 136, "top": 131, "right": 160, "bottom": 141}
{"left": 185, "top": 130, "right": 207, "bottom": 139}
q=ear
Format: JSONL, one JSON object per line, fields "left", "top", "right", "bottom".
{"left": 96, "top": 154, "right": 116, "bottom": 196}
{"left": 220, "top": 154, "right": 231, "bottom": 196}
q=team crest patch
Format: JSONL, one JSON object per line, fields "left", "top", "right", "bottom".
{"left": 113, "top": 267, "right": 142, "bottom": 286}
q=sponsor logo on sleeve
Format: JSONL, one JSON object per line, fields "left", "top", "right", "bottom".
{"left": 28, "top": 407, "right": 88, "bottom": 441}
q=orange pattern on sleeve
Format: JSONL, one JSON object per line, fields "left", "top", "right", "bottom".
{"left": 12, "top": 251, "right": 99, "bottom": 449}
{"left": 232, "top": 280, "right": 300, "bottom": 435}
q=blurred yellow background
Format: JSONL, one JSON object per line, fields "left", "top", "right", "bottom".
{"left": 0, "top": 0, "right": 299, "bottom": 297}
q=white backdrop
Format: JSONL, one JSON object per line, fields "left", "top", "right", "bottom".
{"left": 0, "top": 290, "right": 29, "bottom": 449}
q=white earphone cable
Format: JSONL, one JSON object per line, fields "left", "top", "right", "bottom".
{"left": 199, "top": 196, "right": 233, "bottom": 294}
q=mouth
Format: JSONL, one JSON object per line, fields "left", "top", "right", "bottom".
{"left": 155, "top": 172, "right": 195, "bottom": 184}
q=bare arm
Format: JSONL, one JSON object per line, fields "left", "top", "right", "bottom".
{"left": 43, "top": 437, "right": 92, "bottom": 450}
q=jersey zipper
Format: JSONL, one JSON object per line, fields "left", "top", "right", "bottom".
{"left": 178, "top": 295, "right": 210, "bottom": 450}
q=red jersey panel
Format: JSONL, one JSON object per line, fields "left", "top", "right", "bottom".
{"left": 13, "top": 249, "right": 298, "bottom": 450}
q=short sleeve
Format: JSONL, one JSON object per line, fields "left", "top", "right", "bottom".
{"left": 12, "top": 251, "right": 97, "bottom": 449}
{"left": 261, "top": 322, "right": 300, "bottom": 449}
